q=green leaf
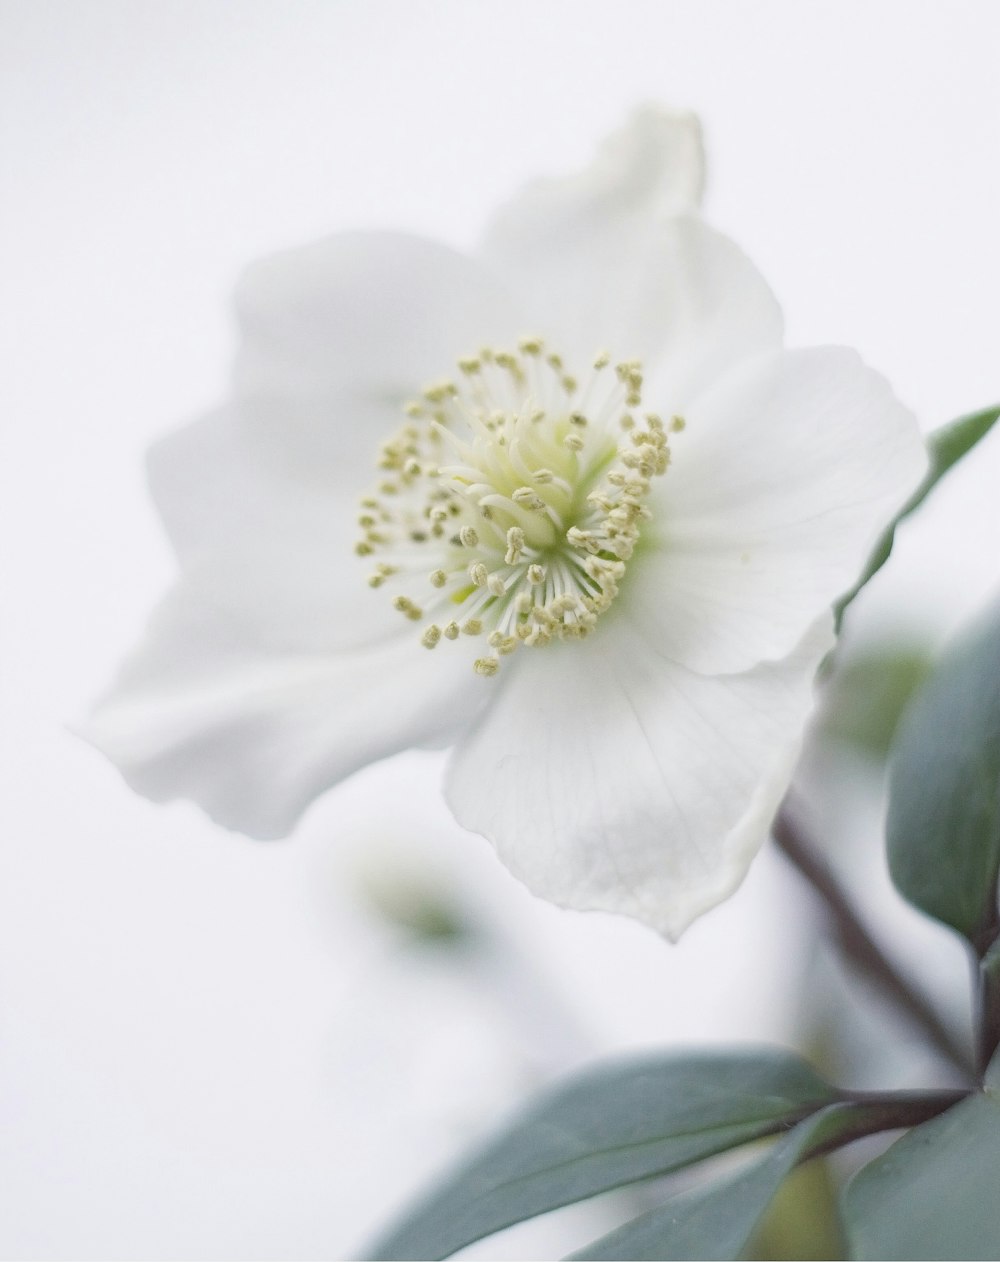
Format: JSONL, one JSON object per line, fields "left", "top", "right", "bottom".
{"left": 366, "top": 1050, "right": 837, "bottom": 1260}
{"left": 885, "top": 601, "right": 1000, "bottom": 943}
{"left": 835, "top": 403, "right": 1000, "bottom": 628}
{"left": 816, "top": 640, "right": 932, "bottom": 760}
{"left": 570, "top": 1103, "right": 876, "bottom": 1261}
{"left": 744, "top": 1156, "right": 846, "bottom": 1261}
{"left": 843, "top": 1088, "right": 1000, "bottom": 1260}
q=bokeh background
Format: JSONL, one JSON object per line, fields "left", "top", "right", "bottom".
{"left": 2, "top": 1, "right": 999, "bottom": 1257}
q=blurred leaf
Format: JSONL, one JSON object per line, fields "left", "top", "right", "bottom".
{"left": 835, "top": 403, "right": 1000, "bottom": 629}
{"left": 745, "top": 1155, "right": 845, "bottom": 1261}
{"left": 843, "top": 1087, "right": 1000, "bottom": 1260}
{"left": 366, "top": 1050, "right": 838, "bottom": 1260}
{"left": 570, "top": 1103, "right": 875, "bottom": 1261}
{"left": 817, "top": 641, "right": 932, "bottom": 760}
{"left": 886, "top": 602, "right": 1000, "bottom": 944}
{"left": 353, "top": 862, "right": 471, "bottom": 945}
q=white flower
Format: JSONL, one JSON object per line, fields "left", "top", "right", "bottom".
{"left": 86, "top": 109, "right": 927, "bottom": 939}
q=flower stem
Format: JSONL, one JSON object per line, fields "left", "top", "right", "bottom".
{"left": 975, "top": 935, "right": 1000, "bottom": 1076}
{"left": 772, "top": 803, "right": 976, "bottom": 1083}
{"left": 803, "top": 1088, "right": 969, "bottom": 1162}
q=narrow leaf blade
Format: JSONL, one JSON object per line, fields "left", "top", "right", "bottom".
{"left": 835, "top": 403, "right": 1000, "bottom": 627}
{"left": 570, "top": 1103, "right": 869, "bottom": 1261}
{"left": 886, "top": 601, "right": 1000, "bottom": 942}
{"left": 365, "top": 1050, "right": 836, "bottom": 1260}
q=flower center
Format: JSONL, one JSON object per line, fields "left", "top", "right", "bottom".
{"left": 355, "top": 339, "right": 679, "bottom": 675}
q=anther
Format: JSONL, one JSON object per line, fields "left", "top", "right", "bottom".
{"left": 504, "top": 526, "right": 525, "bottom": 565}
{"left": 392, "top": 596, "right": 423, "bottom": 621}
{"left": 512, "top": 487, "right": 546, "bottom": 511}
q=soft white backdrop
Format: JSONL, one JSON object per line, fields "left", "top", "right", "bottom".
{"left": 2, "top": 2, "right": 999, "bottom": 1257}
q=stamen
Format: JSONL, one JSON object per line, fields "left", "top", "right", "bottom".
{"left": 355, "top": 341, "right": 676, "bottom": 675}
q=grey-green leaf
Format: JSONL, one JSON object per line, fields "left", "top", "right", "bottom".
{"left": 835, "top": 403, "right": 1000, "bottom": 629}
{"left": 844, "top": 1089, "right": 1000, "bottom": 1260}
{"left": 570, "top": 1103, "right": 867, "bottom": 1261}
{"left": 886, "top": 601, "right": 1000, "bottom": 943}
{"left": 365, "top": 1049, "right": 837, "bottom": 1260}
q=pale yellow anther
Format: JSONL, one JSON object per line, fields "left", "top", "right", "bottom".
{"left": 563, "top": 433, "right": 585, "bottom": 452}
{"left": 392, "top": 595, "right": 423, "bottom": 621}
{"left": 487, "top": 575, "right": 506, "bottom": 598}
{"left": 459, "top": 526, "right": 479, "bottom": 548}
{"left": 527, "top": 564, "right": 546, "bottom": 585}
{"left": 473, "top": 656, "right": 500, "bottom": 677}
{"left": 429, "top": 569, "right": 448, "bottom": 588}
{"left": 462, "top": 618, "right": 483, "bottom": 636}
{"left": 518, "top": 336, "right": 544, "bottom": 355}
{"left": 470, "top": 562, "right": 489, "bottom": 587}
{"left": 421, "top": 624, "right": 442, "bottom": 649}
{"left": 423, "top": 379, "right": 457, "bottom": 403}
{"left": 504, "top": 526, "right": 525, "bottom": 565}
{"left": 671, "top": 415, "right": 686, "bottom": 432}
{"left": 512, "top": 487, "right": 546, "bottom": 511}
{"left": 593, "top": 350, "right": 611, "bottom": 369}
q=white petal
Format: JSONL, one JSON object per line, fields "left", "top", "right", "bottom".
{"left": 147, "top": 409, "right": 400, "bottom": 653}
{"left": 481, "top": 109, "right": 781, "bottom": 379}
{"left": 445, "top": 616, "right": 835, "bottom": 940}
{"left": 483, "top": 107, "right": 704, "bottom": 274}
{"left": 84, "top": 584, "right": 489, "bottom": 840}
{"left": 636, "top": 217, "right": 785, "bottom": 406}
{"left": 232, "top": 231, "right": 526, "bottom": 482}
{"left": 631, "top": 347, "right": 929, "bottom": 675}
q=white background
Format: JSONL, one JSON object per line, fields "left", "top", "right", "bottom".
{"left": 2, "top": 2, "right": 999, "bottom": 1257}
